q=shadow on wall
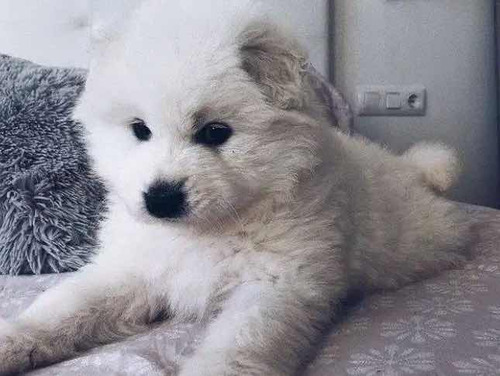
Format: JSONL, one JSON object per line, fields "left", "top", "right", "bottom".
{"left": 496, "top": 0, "right": 500, "bottom": 208}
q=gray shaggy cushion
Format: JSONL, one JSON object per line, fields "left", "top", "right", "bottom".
{"left": 0, "top": 55, "right": 106, "bottom": 275}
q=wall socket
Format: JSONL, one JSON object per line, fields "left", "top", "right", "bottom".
{"left": 356, "top": 85, "right": 426, "bottom": 116}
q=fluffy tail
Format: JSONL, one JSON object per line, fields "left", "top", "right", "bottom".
{"left": 404, "top": 142, "right": 460, "bottom": 192}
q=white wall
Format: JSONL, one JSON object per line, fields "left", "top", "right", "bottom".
{"left": 333, "top": 0, "right": 499, "bottom": 207}
{"left": 0, "top": 0, "right": 329, "bottom": 75}
{"left": 90, "top": 0, "right": 329, "bottom": 75}
{"left": 0, "top": 0, "right": 91, "bottom": 68}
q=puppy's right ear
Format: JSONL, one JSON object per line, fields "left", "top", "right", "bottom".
{"left": 238, "top": 21, "right": 309, "bottom": 110}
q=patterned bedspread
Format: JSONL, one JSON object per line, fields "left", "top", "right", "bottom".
{"left": 1, "top": 204, "right": 499, "bottom": 376}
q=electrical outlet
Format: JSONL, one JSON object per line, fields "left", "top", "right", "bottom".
{"left": 356, "top": 85, "right": 426, "bottom": 116}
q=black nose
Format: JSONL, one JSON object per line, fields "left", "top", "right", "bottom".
{"left": 143, "top": 181, "right": 187, "bottom": 219}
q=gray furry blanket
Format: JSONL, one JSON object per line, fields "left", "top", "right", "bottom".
{"left": 0, "top": 55, "right": 106, "bottom": 275}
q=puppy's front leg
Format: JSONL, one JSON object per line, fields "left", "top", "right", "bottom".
{"left": 0, "top": 264, "right": 160, "bottom": 375}
{"left": 180, "top": 281, "right": 344, "bottom": 376}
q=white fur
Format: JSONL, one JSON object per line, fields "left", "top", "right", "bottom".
{"left": 404, "top": 142, "right": 460, "bottom": 192}
{"left": 0, "top": 1, "right": 470, "bottom": 375}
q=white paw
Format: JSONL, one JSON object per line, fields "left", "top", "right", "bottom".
{"left": 0, "top": 318, "right": 75, "bottom": 374}
{"left": 0, "top": 326, "right": 33, "bottom": 376}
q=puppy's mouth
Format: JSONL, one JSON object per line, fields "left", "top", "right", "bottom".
{"left": 131, "top": 205, "right": 189, "bottom": 226}
{"left": 140, "top": 203, "right": 190, "bottom": 224}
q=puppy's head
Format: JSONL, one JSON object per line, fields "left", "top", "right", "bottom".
{"left": 74, "top": 0, "right": 327, "bottom": 229}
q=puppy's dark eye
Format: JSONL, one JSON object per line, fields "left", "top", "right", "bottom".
{"left": 131, "top": 118, "right": 152, "bottom": 141}
{"left": 194, "top": 122, "right": 232, "bottom": 147}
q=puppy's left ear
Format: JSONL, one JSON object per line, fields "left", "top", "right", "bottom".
{"left": 238, "top": 22, "right": 310, "bottom": 110}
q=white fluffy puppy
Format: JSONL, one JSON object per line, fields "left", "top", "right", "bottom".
{"left": 0, "top": 1, "right": 470, "bottom": 375}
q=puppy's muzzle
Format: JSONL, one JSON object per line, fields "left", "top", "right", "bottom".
{"left": 144, "top": 181, "right": 187, "bottom": 219}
